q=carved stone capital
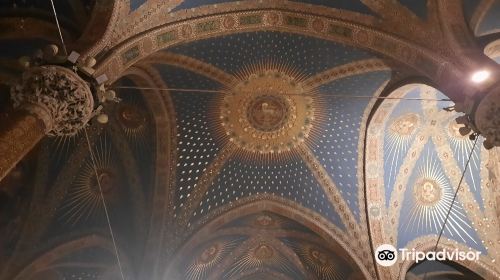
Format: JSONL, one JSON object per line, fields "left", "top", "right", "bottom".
{"left": 10, "top": 66, "right": 94, "bottom": 136}
{"left": 475, "top": 86, "right": 500, "bottom": 148}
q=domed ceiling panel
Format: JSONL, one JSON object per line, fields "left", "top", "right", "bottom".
{"left": 367, "top": 84, "right": 495, "bottom": 263}
{"left": 168, "top": 31, "right": 375, "bottom": 76}
{"left": 153, "top": 64, "right": 227, "bottom": 214}
{"left": 171, "top": 0, "right": 375, "bottom": 15}
{"left": 172, "top": 211, "right": 365, "bottom": 280}
{"left": 306, "top": 71, "right": 390, "bottom": 220}
{"left": 155, "top": 30, "right": 391, "bottom": 230}
{"left": 381, "top": 87, "right": 424, "bottom": 207}
{"left": 396, "top": 139, "right": 486, "bottom": 253}
{"left": 192, "top": 154, "right": 346, "bottom": 229}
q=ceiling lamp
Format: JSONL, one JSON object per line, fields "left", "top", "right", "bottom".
{"left": 12, "top": 44, "right": 119, "bottom": 136}
{"left": 470, "top": 70, "right": 491, "bottom": 83}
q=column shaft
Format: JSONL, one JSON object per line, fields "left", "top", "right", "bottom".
{"left": 0, "top": 111, "right": 46, "bottom": 182}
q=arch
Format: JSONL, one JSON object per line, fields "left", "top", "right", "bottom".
{"left": 12, "top": 235, "right": 128, "bottom": 280}
{"left": 399, "top": 239, "right": 499, "bottom": 279}
{"left": 117, "top": 66, "right": 176, "bottom": 279}
{"left": 164, "top": 197, "right": 371, "bottom": 279}
{"left": 79, "top": 0, "right": 122, "bottom": 57}
{"left": 365, "top": 83, "right": 500, "bottom": 279}
{"left": 92, "top": 10, "right": 467, "bottom": 101}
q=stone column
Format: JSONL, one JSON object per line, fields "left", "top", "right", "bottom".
{"left": 0, "top": 65, "right": 94, "bottom": 182}
{"left": 0, "top": 111, "right": 45, "bottom": 182}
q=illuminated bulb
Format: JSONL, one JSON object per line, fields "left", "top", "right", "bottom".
{"left": 471, "top": 70, "right": 491, "bottom": 83}
{"left": 97, "top": 113, "right": 109, "bottom": 124}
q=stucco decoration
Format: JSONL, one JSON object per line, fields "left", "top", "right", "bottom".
{"left": 10, "top": 66, "right": 94, "bottom": 136}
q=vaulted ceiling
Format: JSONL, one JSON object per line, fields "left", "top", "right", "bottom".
{"left": 0, "top": 1, "right": 500, "bottom": 280}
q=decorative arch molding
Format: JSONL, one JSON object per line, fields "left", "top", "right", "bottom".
{"left": 365, "top": 83, "right": 500, "bottom": 279}
{"left": 164, "top": 197, "right": 374, "bottom": 280}
{"left": 12, "top": 234, "right": 126, "bottom": 280}
{"left": 435, "top": 0, "right": 491, "bottom": 68}
{"left": 469, "top": 0, "right": 499, "bottom": 36}
{"left": 75, "top": 0, "right": 121, "bottom": 55}
{"left": 98, "top": 0, "right": 450, "bottom": 56}
{"left": 93, "top": 9, "right": 473, "bottom": 102}
{"left": 120, "top": 65, "right": 177, "bottom": 279}
{"left": 398, "top": 238, "right": 500, "bottom": 280}
{"left": 138, "top": 52, "right": 236, "bottom": 86}
{"left": 81, "top": 0, "right": 123, "bottom": 58}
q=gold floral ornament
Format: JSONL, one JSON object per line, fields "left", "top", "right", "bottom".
{"left": 221, "top": 67, "right": 314, "bottom": 154}
{"left": 413, "top": 178, "right": 442, "bottom": 206}
{"left": 296, "top": 244, "right": 345, "bottom": 279}
{"left": 389, "top": 113, "right": 419, "bottom": 137}
{"left": 185, "top": 240, "right": 239, "bottom": 280}
{"left": 255, "top": 214, "right": 274, "bottom": 227}
{"left": 253, "top": 244, "right": 274, "bottom": 260}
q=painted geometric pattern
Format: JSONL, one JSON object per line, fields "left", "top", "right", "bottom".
{"left": 307, "top": 71, "right": 391, "bottom": 220}
{"left": 379, "top": 86, "right": 485, "bottom": 213}
{"left": 397, "top": 140, "right": 486, "bottom": 253}
{"left": 169, "top": 31, "right": 375, "bottom": 76}
{"left": 382, "top": 87, "right": 424, "bottom": 207}
{"left": 437, "top": 100, "right": 484, "bottom": 210}
{"left": 171, "top": 92, "right": 224, "bottom": 213}
{"left": 192, "top": 154, "right": 346, "bottom": 230}
{"left": 155, "top": 64, "right": 227, "bottom": 212}
{"left": 183, "top": 236, "right": 247, "bottom": 280}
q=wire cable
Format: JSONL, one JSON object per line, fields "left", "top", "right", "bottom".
{"left": 113, "top": 86, "right": 452, "bottom": 102}
{"left": 49, "top": 0, "right": 68, "bottom": 55}
{"left": 49, "top": 1, "right": 125, "bottom": 278}
{"left": 84, "top": 128, "right": 126, "bottom": 280}
{"left": 421, "top": 136, "right": 479, "bottom": 280}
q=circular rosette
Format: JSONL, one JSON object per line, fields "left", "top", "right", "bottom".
{"left": 221, "top": 70, "right": 314, "bottom": 153}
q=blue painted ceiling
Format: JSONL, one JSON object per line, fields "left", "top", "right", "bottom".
{"left": 307, "top": 71, "right": 390, "bottom": 220}
{"left": 477, "top": 1, "right": 500, "bottom": 35}
{"left": 369, "top": 84, "right": 490, "bottom": 256}
{"left": 169, "top": 31, "right": 374, "bottom": 76}
{"left": 158, "top": 31, "right": 391, "bottom": 229}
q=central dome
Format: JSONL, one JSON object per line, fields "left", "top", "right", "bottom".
{"left": 221, "top": 69, "right": 314, "bottom": 154}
